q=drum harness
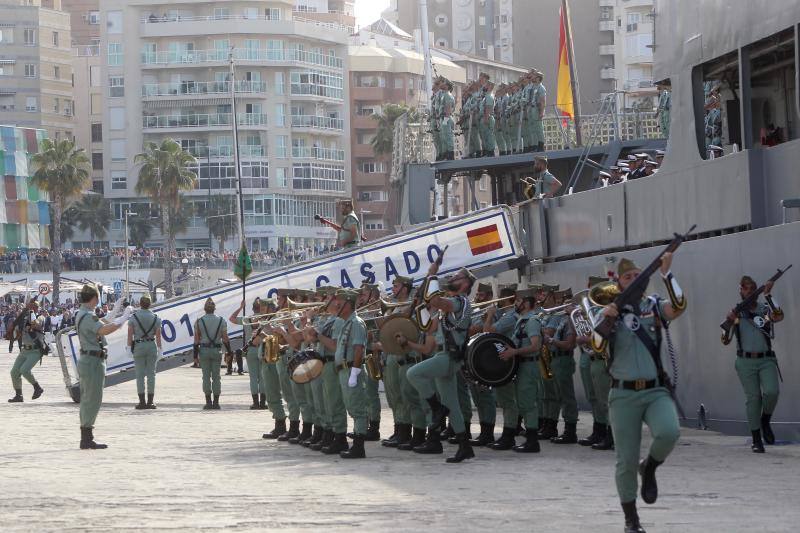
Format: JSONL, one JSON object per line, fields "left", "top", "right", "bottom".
{"left": 132, "top": 312, "right": 158, "bottom": 346}
{"left": 441, "top": 295, "right": 470, "bottom": 360}
{"left": 320, "top": 318, "right": 336, "bottom": 362}
{"left": 733, "top": 307, "right": 781, "bottom": 381}
{"left": 336, "top": 318, "right": 354, "bottom": 372}
{"left": 198, "top": 316, "right": 224, "bottom": 349}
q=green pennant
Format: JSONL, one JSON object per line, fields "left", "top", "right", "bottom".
{"left": 234, "top": 243, "right": 252, "bottom": 281}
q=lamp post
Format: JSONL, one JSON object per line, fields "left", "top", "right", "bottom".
{"left": 124, "top": 209, "right": 137, "bottom": 301}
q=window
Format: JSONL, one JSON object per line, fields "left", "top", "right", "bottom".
{"left": 243, "top": 7, "right": 258, "bottom": 19}
{"left": 111, "top": 171, "right": 127, "bottom": 190}
{"left": 276, "top": 135, "right": 287, "bottom": 158}
{"left": 0, "top": 65, "right": 11, "bottom": 76}
{"left": 627, "top": 13, "right": 641, "bottom": 25}
{"left": 357, "top": 190, "right": 388, "bottom": 201}
{"left": 478, "top": 16, "right": 486, "bottom": 26}
{"left": 109, "top": 108, "right": 125, "bottom": 130}
{"left": 53, "top": 97, "right": 59, "bottom": 113}
{"left": 357, "top": 75, "right": 385, "bottom": 88}
{"left": 600, "top": 7, "right": 612, "bottom": 21}
{"left": 89, "top": 65, "right": 101, "bottom": 86}
{"left": 479, "top": 41, "right": 487, "bottom": 51}
{"left": 109, "top": 76, "right": 124, "bottom": 97}
{"left": 52, "top": 31, "right": 59, "bottom": 47}
{"left": 92, "top": 153, "right": 103, "bottom": 170}
{"left": 436, "top": 38, "right": 448, "bottom": 48}
{"left": 25, "top": 97, "right": 37, "bottom": 112}
{"left": 265, "top": 8, "right": 281, "bottom": 20}
{"left": 275, "top": 104, "right": 286, "bottom": 127}
{"left": 394, "top": 77, "right": 404, "bottom": 89}
{"left": 64, "top": 101, "right": 72, "bottom": 116}
{"left": 0, "top": 29, "right": 14, "bottom": 43}
{"left": 457, "top": 40, "right": 473, "bottom": 52}
{"left": 24, "top": 29, "right": 36, "bottom": 46}
{"left": 275, "top": 72, "right": 284, "bottom": 95}
{"left": 53, "top": 66, "right": 60, "bottom": 79}
{"left": 276, "top": 167, "right": 288, "bottom": 187}
{"left": 88, "top": 11, "right": 100, "bottom": 24}
{"left": 90, "top": 93, "right": 102, "bottom": 114}
{"left": 110, "top": 139, "right": 126, "bottom": 162}
{"left": 91, "top": 123, "right": 102, "bottom": 142}
{"left": 108, "top": 43, "right": 122, "bottom": 66}
{"left": 24, "top": 64, "right": 35, "bottom": 78}
{"left": 358, "top": 161, "right": 386, "bottom": 174}
{"left": 213, "top": 8, "right": 230, "bottom": 20}
{"left": 107, "top": 11, "right": 123, "bottom": 34}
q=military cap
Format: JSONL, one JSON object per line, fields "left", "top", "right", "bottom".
{"left": 457, "top": 267, "right": 477, "bottom": 284}
{"left": 599, "top": 171, "right": 612, "bottom": 179}
{"left": 79, "top": 283, "right": 100, "bottom": 302}
{"left": 479, "top": 72, "right": 490, "bottom": 80}
{"left": 636, "top": 153, "right": 649, "bottom": 159}
{"left": 542, "top": 283, "right": 560, "bottom": 292}
{"left": 609, "top": 165, "right": 619, "bottom": 171}
{"left": 559, "top": 288, "right": 573, "bottom": 300}
{"left": 276, "top": 288, "right": 294, "bottom": 297}
{"left": 476, "top": 282, "right": 493, "bottom": 295}
{"left": 360, "top": 280, "right": 379, "bottom": 291}
{"left": 204, "top": 297, "right": 216, "bottom": 312}
{"left": 619, "top": 163, "right": 629, "bottom": 169}
{"left": 393, "top": 275, "right": 413, "bottom": 288}
{"left": 588, "top": 275, "right": 608, "bottom": 287}
{"left": 740, "top": 275, "right": 757, "bottom": 288}
{"left": 708, "top": 145, "right": 723, "bottom": 152}
{"left": 626, "top": 155, "right": 637, "bottom": 162}
{"left": 655, "top": 149, "right": 665, "bottom": 156}
{"left": 645, "top": 160, "right": 658, "bottom": 167}
{"left": 337, "top": 198, "right": 354, "bottom": 205}
{"left": 534, "top": 154, "right": 548, "bottom": 163}
{"left": 316, "top": 285, "right": 340, "bottom": 296}
{"left": 335, "top": 289, "right": 359, "bottom": 303}
{"left": 617, "top": 258, "right": 641, "bottom": 276}
{"left": 517, "top": 288, "right": 537, "bottom": 300}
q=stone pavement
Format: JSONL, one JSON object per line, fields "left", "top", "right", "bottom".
{"left": 1, "top": 349, "right": 798, "bottom": 532}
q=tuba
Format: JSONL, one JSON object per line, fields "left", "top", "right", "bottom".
{"left": 262, "top": 334, "right": 281, "bottom": 364}
{"left": 365, "top": 352, "right": 383, "bottom": 380}
{"left": 588, "top": 281, "right": 621, "bottom": 307}
{"left": 539, "top": 343, "right": 554, "bottom": 380}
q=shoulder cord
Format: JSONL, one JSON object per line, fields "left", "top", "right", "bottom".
{"left": 650, "top": 296, "right": 679, "bottom": 389}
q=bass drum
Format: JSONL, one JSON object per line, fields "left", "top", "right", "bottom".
{"left": 464, "top": 333, "right": 518, "bottom": 388}
{"left": 287, "top": 349, "right": 324, "bottom": 384}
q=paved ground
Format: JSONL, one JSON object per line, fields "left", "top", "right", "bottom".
{"left": 2, "top": 349, "right": 799, "bottom": 533}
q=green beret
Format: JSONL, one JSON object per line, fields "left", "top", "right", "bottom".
{"left": 79, "top": 283, "right": 99, "bottom": 302}
{"left": 517, "top": 288, "right": 537, "bottom": 300}
{"left": 316, "top": 286, "right": 340, "bottom": 296}
{"left": 335, "top": 289, "right": 359, "bottom": 303}
{"left": 476, "top": 282, "right": 493, "bottom": 294}
{"left": 617, "top": 258, "right": 641, "bottom": 277}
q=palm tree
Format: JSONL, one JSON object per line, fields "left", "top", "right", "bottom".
{"left": 30, "top": 139, "right": 90, "bottom": 304}
{"left": 371, "top": 103, "right": 419, "bottom": 156}
{"left": 134, "top": 139, "right": 197, "bottom": 298}
{"left": 49, "top": 204, "right": 79, "bottom": 244}
{"left": 74, "top": 194, "right": 112, "bottom": 249}
{"left": 128, "top": 214, "right": 154, "bottom": 249}
{"left": 207, "top": 194, "right": 236, "bottom": 253}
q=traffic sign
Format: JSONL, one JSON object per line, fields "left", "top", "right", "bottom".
{"left": 113, "top": 281, "right": 123, "bottom": 296}
{"left": 38, "top": 283, "right": 50, "bottom": 295}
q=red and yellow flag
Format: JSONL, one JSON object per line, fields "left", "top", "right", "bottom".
{"left": 556, "top": 7, "right": 574, "bottom": 122}
{"left": 467, "top": 224, "right": 502, "bottom": 256}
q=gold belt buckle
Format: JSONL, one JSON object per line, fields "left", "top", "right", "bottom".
{"left": 634, "top": 379, "right": 646, "bottom": 391}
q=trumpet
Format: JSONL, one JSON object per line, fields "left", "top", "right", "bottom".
{"left": 521, "top": 176, "right": 540, "bottom": 200}
{"left": 472, "top": 295, "right": 516, "bottom": 310}
{"left": 286, "top": 298, "right": 325, "bottom": 311}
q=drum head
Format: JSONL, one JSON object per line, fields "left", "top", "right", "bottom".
{"left": 289, "top": 350, "right": 323, "bottom": 384}
{"left": 379, "top": 315, "right": 420, "bottom": 355}
{"left": 465, "top": 333, "right": 518, "bottom": 387}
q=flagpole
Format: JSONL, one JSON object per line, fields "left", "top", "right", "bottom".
{"left": 229, "top": 49, "right": 247, "bottom": 308}
{"left": 561, "top": 0, "right": 583, "bottom": 146}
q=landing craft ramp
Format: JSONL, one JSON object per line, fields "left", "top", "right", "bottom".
{"left": 56, "top": 205, "right": 528, "bottom": 402}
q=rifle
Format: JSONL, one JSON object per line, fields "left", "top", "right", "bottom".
{"left": 594, "top": 225, "right": 696, "bottom": 339}
{"left": 720, "top": 264, "right": 792, "bottom": 337}
{"left": 314, "top": 214, "right": 368, "bottom": 243}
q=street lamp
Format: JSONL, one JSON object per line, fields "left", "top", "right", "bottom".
{"left": 124, "top": 209, "right": 137, "bottom": 301}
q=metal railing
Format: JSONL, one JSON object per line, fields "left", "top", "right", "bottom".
{"left": 141, "top": 113, "right": 268, "bottom": 129}
{"left": 206, "top": 145, "right": 266, "bottom": 158}
{"left": 141, "top": 47, "right": 343, "bottom": 69}
{"left": 141, "top": 80, "right": 267, "bottom": 97}
{"left": 291, "top": 146, "right": 345, "bottom": 161}
{"left": 290, "top": 115, "right": 344, "bottom": 131}
{"left": 289, "top": 83, "right": 344, "bottom": 101}
{"left": 139, "top": 13, "right": 353, "bottom": 33}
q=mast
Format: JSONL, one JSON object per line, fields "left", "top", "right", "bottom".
{"left": 561, "top": 0, "right": 583, "bottom": 146}
{"left": 419, "top": 0, "right": 433, "bottom": 113}
{"left": 229, "top": 50, "right": 246, "bottom": 305}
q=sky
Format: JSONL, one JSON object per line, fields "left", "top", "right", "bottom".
{"left": 355, "top": 0, "right": 390, "bottom": 29}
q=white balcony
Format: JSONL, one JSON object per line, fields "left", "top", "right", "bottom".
{"left": 625, "top": 53, "right": 654, "bottom": 65}
{"left": 141, "top": 81, "right": 267, "bottom": 99}
{"left": 140, "top": 48, "right": 343, "bottom": 71}
{"left": 142, "top": 113, "right": 268, "bottom": 131}
{"left": 598, "top": 0, "right": 615, "bottom": 6}
{"left": 290, "top": 115, "right": 344, "bottom": 134}
{"left": 205, "top": 145, "right": 266, "bottom": 159}
{"left": 599, "top": 20, "right": 616, "bottom": 31}
{"left": 290, "top": 83, "right": 344, "bottom": 102}
{"left": 292, "top": 146, "right": 345, "bottom": 162}
{"left": 601, "top": 67, "right": 616, "bottom": 79}
{"left": 599, "top": 44, "right": 616, "bottom": 55}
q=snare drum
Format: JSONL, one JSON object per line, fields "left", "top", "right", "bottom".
{"left": 463, "top": 333, "right": 518, "bottom": 388}
{"left": 287, "top": 349, "right": 324, "bottom": 384}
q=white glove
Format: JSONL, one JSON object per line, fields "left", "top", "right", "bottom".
{"left": 348, "top": 366, "right": 362, "bottom": 388}
{"left": 108, "top": 302, "right": 124, "bottom": 320}
{"left": 122, "top": 306, "right": 134, "bottom": 320}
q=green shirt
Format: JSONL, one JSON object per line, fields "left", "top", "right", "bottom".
{"left": 513, "top": 310, "right": 541, "bottom": 352}
{"left": 20, "top": 313, "right": 43, "bottom": 347}
{"left": 735, "top": 302, "right": 771, "bottom": 353}
{"left": 77, "top": 306, "right": 104, "bottom": 352}
{"left": 608, "top": 297, "right": 669, "bottom": 381}
{"left": 129, "top": 309, "right": 161, "bottom": 342}
{"left": 196, "top": 313, "right": 226, "bottom": 347}
{"left": 493, "top": 308, "right": 518, "bottom": 338}
{"left": 434, "top": 296, "right": 471, "bottom": 349}
{"left": 335, "top": 313, "right": 367, "bottom": 364}
{"left": 535, "top": 170, "right": 559, "bottom": 197}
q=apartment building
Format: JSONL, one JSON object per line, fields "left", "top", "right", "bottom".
{"left": 98, "top": 0, "right": 351, "bottom": 252}
{"left": 62, "top": 0, "right": 100, "bottom": 47}
{"left": 0, "top": 0, "right": 74, "bottom": 142}
{"left": 294, "top": 0, "right": 355, "bottom": 30}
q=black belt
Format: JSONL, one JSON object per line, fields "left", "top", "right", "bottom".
{"left": 611, "top": 378, "right": 660, "bottom": 391}
{"left": 22, "top": 344, "right": 36, "bottom": 350}
{"left": 322, "top": 355, "right": 335, "bottom": 363}
{"left": 200, "top": 343, "right": 222, "bottom": 348}
{"left": 336, "top": 361, "right": 355, "bottom": 372}
{"left": 552, "top": 351, "right": 573, "bottom": 358}
{"left": 81, "top": 349, "right": 107, "bottom": 360}
{"left": 737, "top": 350, "right": 775, "bottom": 359}
{"left": 519, "top": 355, "right": 539, "bottom": 362}
{"left": 133, "top": 338, "right": 155, "bottom": 344}
{"left": 395, "top": 357, "right": 409, "bottom": 366}
{"left": 589, "top": 354, "right": 606, "bottom": 362}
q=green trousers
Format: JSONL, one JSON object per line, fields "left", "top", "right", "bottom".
{"left": 495, "top": 381, "right": 518, "bottom": 429}
{"left": 290, "top": 380, "right": 313, "bottom": 424}
{"left": 323, "top": 361, "right": 347, "bottom": 433}
{"left": 530, "top": 113, "right": 545, "bottom": 147}
{"left": 609, "top": 387, "right": 680, "bottom": 503}
{"left": 516, "top": 361, "right": 540, "bottom": 430}
{"left": 468, "top": 121, "right": 481, "bottom": 155}
{"left": 431, "top": 119, "right": 441, "bottom": 159}
{"left": 579, "top": 352, "right": 597, "bottom": 419}
{"left": 590, "top": 358, "right": 610, "bottom": 425}
{"left": 260, "top": 362, "right": 285, "bottom": 420}
{"left": 199, "top": 350, "right": 222, "bottom": 395}
{"left": 338, "top": 366, "right": 367, "bottom": 435}
{"left": 407, "top": 352, "right": 465, "bottom": 433}
{"left": 455, "top": 372, "right": 473, "bottom": 427}
{"left": 309, "top": 375, "right": 327, "bottom": 428}
{"left": 277, "top": 355, "right": 300, "bottom": 422}
{"left": 660, "top": 114, "right": 670, "bottom": 138}
{"left": 244, "top": 348, "right": 264, "bottom": 395}
{"left": 540, "top": 374, "right": 559, "bottom": 420}
{"left": 469, "top": 382, "right": 497, "bottom": 425}
{"left": 133, "top": 342, "right": 158, "bottom": 395}
{"left": 364, "top": 368, "right": 381, "bottom": 422}
{"left": 384, "top": 355, "right": 410, "bottom": 425}
{"left": 510, "top": 115, "right": 521, "bottom": 152}
{"left": 400, "top": 360, "right": 429, "bottom": 429}
{"left": 495, "top": 120, "right": 507, "bottom": 153}
{"left": 551, "top": 354, "right": 579, "bottom": 424}
{"left": 78, "top": 355, "right": 105, "bottom": 428}
{"left": 10, "top": 349, "right": 40, "bottom": 389}
{"left": 735, "top": 356, "right": 780, "bottom": 431}
{"left": 479, "top": 116, "right": 497, "bottom": 154}
{"left": 439, "top": 117, "right": 455, "bottom": 153}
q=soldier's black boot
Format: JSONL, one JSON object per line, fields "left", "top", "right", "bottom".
{"left": 622, "top": 500, "right": 646, "bottom": 533}
{"left": 365, "top": 420, "right": 380, "bottom": 441}
{"left": 470, "top": 423, "right": 496, "bottom": 446}
{"left": 751, "top": 430, "right": 765, "bottom": 453}
{"left": 311, "top": 429, "right": 332, "bottom": 451}
{"left": 340, "top": 434, "right": 366, "bottom": 459}
{"left": 761, "top": 413, "right": 775, "bottom": 445}
{"left": 381, "top": 423, "right": 399, "bottom": 447}
{"left": 425, "top": 395, "right": 449, "bottom": 433}
{"left": 396, "top": 423, "right": 412, "bottom": 447}
{"left": 135, "top": 393, "right": 147, "bottom": 410}
{"left": 322, "top": 433, "right": 349, "bottom": 455}
{"left": 398, "top": 427, "right": 426, "bottom": 451}
{"left": 538, "top": 418, "right": 558, "bottom": 440}
{"left": 236, "top": 353, "right": 244, "bottom": 375}
{"left": 203, "top": 394, "right": 213, "bottom": 410}
{"left": 579, "top": 422, "right": 602, "bottom": 446}
{"left": 512, "top": 429, "right": 541, "bottom": 453}
{"left": 552, "top": 422, "right": 578, "bottom": 444}
{"left": 446, "top": 433, "right": 475, "bottom": 463}
{"left": 32, "top": 382, "right": 44, "bottom": 400}
{"left": 488, "top": 427, "right": 516, "bottom": 450}
{"left": 146, "top": 393, "right": 156, "bottom": 409}
{"left": 413, "top": 429, "right": 444, "bottom": 454}
{"left": 212, "top": 394, "right": 221, "bottom": 410}
{"left": 278, "top": 420, "right": 300, "bottom": 441}
{"left": 639, "top": 455, "right": 663, "bottom": 504}
{"left": 304, "top": 425, "right": 323, "bottom": 447}
{"left": 516, "top": 415, "right": 525, "bottom": 436}
{"left": 593, "top": 425, "right": 615, "bottom": 450}
{"left": 8, "top": 389, "right": 23, "bottom": 402}
{"left": 263, "top": 418, "right": 286, "bottom": 439}
{"left": 289, "top": 422, "right": 312, "bottom": 444}
{"left": 538, "top": 142, "right": 545, "bottom": 152}
{"left": 259, "top": 393, "right": 266, "bottom": 409}
{"left": 80, "top": 427, "right": 108, "bottom": 450}
{"left": 441, "top": 423, "right": 454, "bottom": 441}
{"left": 249, "top": 394, "right": 260, "bottom": 410}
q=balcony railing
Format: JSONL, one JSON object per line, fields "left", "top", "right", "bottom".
{"left": 290, "top": 83, "right": 344, "bottom": 101}
{"left": 290, "top": 115, "right": 344, "bottom": 131}
{"left": 141, "top": 47, "right": 342, "bottom": 69}
{"left": 139, "top": 13, "right": 353, "bottom": 33}
{"left": 74, "top": 45, "right": 100, "bottom": 56}
{"left": 204, "top": 145, "right": 266, "bottom": 158}
{"left": 142, "top": 113, "right": 268, "bottom": 129}
{"left": 141, "top": 80, "right": 267, "bottom": 97}
{"left": 292, "top": 146, "right": 345, "bottom": 161}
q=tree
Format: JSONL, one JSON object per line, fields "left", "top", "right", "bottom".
{"left": 206, "top": 194, "right": 236, "bottom": 252}
{"left": 166, "top": 196, "right": 193, "bottom": 239}
{"left": 30, "top": 139, "right": 90, "bottom": 304}
{"left": 74, "top": 194, "right": 112, "bottom": 248}
{"left": 134, "top": 139, "right": 197, "bottom": 298}
{"left": 127, "top": 214, "right": 153, "bottom": 249}
{"left": 49, "top": 204, "right": 79, "bottom": 244}
{"left": 371, "top": 103, "right": 419, "bottom": 156}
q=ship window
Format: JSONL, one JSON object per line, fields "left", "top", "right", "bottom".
{"left": 692, "top": 50, "right": 739, "bottom": 159}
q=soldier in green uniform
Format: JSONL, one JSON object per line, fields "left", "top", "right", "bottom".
{"left": 479, "top": 78, "right": 497, "bottom": 158}
{"left": 192, "top": 297, "right": 232, "bottom": 410}
{"left": 75, "top": 284, "right": 130, "bottom": 449}
{"left": 336, "top": 199, "right": 361, "bottom": 249}
{"left": 530, "top": 70, "right": 547, "bottom": 152}
{"left": 355, "top": 282, "right": 381, "bottom": 441}
{"left": 537, "top": 285, "right": 561, "bottom": 439}
{"left": 272, "top": 310, "right": 315, "bottom": 445}
{"left": 261, "top": 297, "right": 291, "bottom": 440}
{"left": 722, "top": 275, "right": 784, "bottom": 453}
{"left": 430, "top": 77, "right": 442, "bottom": 161}
{"left": 127, "top": 295, "right": 162, "bottom": 410}
{"left": 546, "top": 289, "right": 580, "bottom": 444}
{"left": 507, "top": 81, "right": 521, "bottom": 154}
{"left": 470, "top": 81, "right": 484, "bottom": 158}
{"left": 532, "top": 155, "right": 563, "bottom": 199}
{"left": 7, "top": 300, "right": 46, "bottom": 403}
{"left": 656, "top": 82, "right": 671, "bottom": 139}
{"left": 271, "top": 290, "right": 304, "bottom": 441}
{"left": 520, "top": 72, "right": 535, "bottom": 152}
{"left": 493, "top": 84, "right": 507, "bottom": 156}
{"left": 597, "top": 255, "right": 685, "bottom": 532}
{"left": 298, "top": 290, "right": 331, "bottom": 447}
{"left": 407, "top": 265, "right": 476, "bottom": 464}
{"left": 229, "top": 298, "right": 266, "bottom": 410}
{"left": 439, "top": 79, "right": 456, "bottom": 161}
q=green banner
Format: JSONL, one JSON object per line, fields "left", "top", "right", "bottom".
{"left": 234, "top": 243, "right": 252, "bottom": 281}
